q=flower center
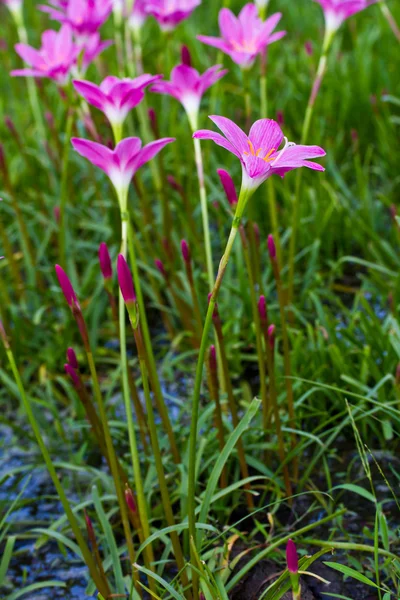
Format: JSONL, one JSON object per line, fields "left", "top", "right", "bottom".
{"left": 230, "top": 39, "right": 257, "bottom": 53}
{"left": 243, "top": 140, "right": 276, "bottom": 162}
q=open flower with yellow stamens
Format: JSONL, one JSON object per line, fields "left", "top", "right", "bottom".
{"left": 197, "top": 3, "right": 285, "bottom": 69}
{"left": 194, "top": 116, "right": 326, "bottom": 194}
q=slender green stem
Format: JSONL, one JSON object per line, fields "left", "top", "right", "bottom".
{"left": 58, "top": 110, "right": 74, "bottom": 268}
{"left": 287, "top": 30, "right": 333, "bottom": 305}
{"left": 2, "top": 340, "right": 109, "bottom": 597}
{"left": 260, "top": 50, "right": 267, "bottom": 118}
{"left": 379, "top": 0, "right": 400, "bottom": 42}
{"left": 193, "top": 136, "right": 214, "bottom": 291}
{"left": 127, "top": 221, "right": 180, "bottom": 463}
{"left": 188, "top": 188, "right": 250, "bottom": 597}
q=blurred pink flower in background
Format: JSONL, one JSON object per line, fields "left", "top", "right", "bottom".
{"left": 79, "top": 33, "right": 112, "bottom": 74}
{"left": 197, "top": 4, "right": 285, "bottom": 69}
{"left": 11, "top": 24, "right": 79, "bottom": 84}
{"left": 194, "top": 116, "right": 325, "bottom": 192}
{"left": 145, "top": 0, "right": 201, "bottom": 31}
{"left": 40, "top": 0, "right": 112, "bottom": 38}
{"left": 129, "top": 0, "right": 148, "bottom": 33}
{"left": 71, "top": 136, "right": 174, "bottom": 199}
{"left": 151, "top": 63, "right": 227, "bottom": 129}
{"left": 313, "top": 0, "right": 377, "bottom": 33}
{"left": 74, "top": 74, "right": 161, "bottom": 130}
{"left": 1, "top": 0, "right": 23, "bottom": 12}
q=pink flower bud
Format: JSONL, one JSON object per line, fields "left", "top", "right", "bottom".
{"left": 267, "top": 234, "right": 276, "bottom": 260}
{"left": 304, "top": 40, "right": 313, "bottom": 56}
{"left": 84, "top": 510, "right": 95, "bottom": 541}
{"left": 155, "top": 258, "right": 166, "bottom": 279}
{"left": 54, "top": 206, "right": 61, "bottom": 223}
{"left": 276, "top": 110, "right": 284, "bottom": 127}
{"left": 45, "top": 111, "right": 55, "bottom": 128}
{"left": 99, "top": 242, "right": 112, "bottom": 280}
{"left": 286, "top": 539, "right": 299, "bottom": 574}
{"left": 390, "top": 204, "right": 397, "bottom": 220}
{"left": 148, "top": 107, "right": 158, "bottom": 136}
{"left": 217, "top": 168, "right": 238, "bottom": 206}
{"left": 268, "top": 324, "right": 275, "bottom": 349}
{"left": 181, "top": 239, "right": 190, "bottom": 263}
{"left": 66, "top": 347, "right": 78, "bottom": 369}
{"left": 351, "top": 129, "right": 358, "bottom": 144}
{"left": 55, "top": 265, "right": 79, "bottom": 308}
{"left": 64, "top": 363, "right": 80, "bottom": 388}
{"left": 0, "top": 320, "right": 9, "bottom": 349}
{"left": 167, "top": 175, "right": 184, "bottom": 195}
{"left": 181, "top": 44, "right": 192, "bottom": 67}
{"left": 209, "top": 345, "right": 217, "bottom": 371}
{"left": 125, "top": 487, "right": 137, "bottom": 514}
{"left": 258, "top": 295, "right": 267, "bottom": 322}
{"left": 117, "top": 254, "right": 136, "bottom": 304}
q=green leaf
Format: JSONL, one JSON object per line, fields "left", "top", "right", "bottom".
{"left": 198, "top": 397, "right": 261, "bottom": 536}
{"left": 324, "top": 562, "right": 380, "bottom": 588}
{"left": 133, "top": 563, "right": 185, "bottom": 600}
{"left": 7, "top": 581, "right": 66, "bottom": 600}
{"left": 331, "top": 484, "right": 376, "bottom": 504}
{"left": 0, "top": 535, "right": 16, "bottom": 586}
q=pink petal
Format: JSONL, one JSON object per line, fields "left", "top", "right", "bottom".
{"left": 267, "top": 30, "right": 287, "bottom": 45}
{"left": 73, "top": 80, "right": 107, "bottom": 111}
{"left": 271, "top": 144, "right": 326, "bottom": 165}
{"left": 196, "top": 35, "right": 231, "bottom": 53}
{"left": 198, "top": 65, "right": 227, "bottom": 95}
{"left": 218, "top": 7, "right": 241, "bottom": 40}
{"left": 238, "top": 3, "right": 258, "bottom": 25}
{"left": 262, "top": 12, "right": 283, "bottom": 39}
{"left": 129, "top": 137, "right": 175, "bottom": 172}
{"left": 193, "top": 129, "right": 240, "bottom": 158}
{"left": 71, "top": 137, "right": 114, "bottom": 175}
{"left": 14, "top": 43, "right": 44, "bottom": 68}
{"left": 209, "top": 115, "right": 248, "bottom": 155}
{"left": 115, "top": 137, "right": 142, "bottom": 169}
{"left": 248, "top": 119, "right": 284, "bottom": 156}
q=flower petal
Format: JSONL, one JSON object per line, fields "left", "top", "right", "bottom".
{"left": 193, "top": 129, "right": 241, "bottom": 158}
{"left": 129, "top": 137, "right": 175, "bottom": 172}
{"left": 73, "top": 80, "right": 107, "bottom": 111}
{"left": 197, "top": 35, "right": 231, "bottom": 53}
{"left": 218, "top": 7, "right": 241, "bottom": 40}
{"left": 209, "top": 115, "right": 248, "bottom": 155}
{"left": 248, "top": 119, "right": 284, "bottom": 155}
{"left": 71, "top": 137, "right": 114, "bottom": 175}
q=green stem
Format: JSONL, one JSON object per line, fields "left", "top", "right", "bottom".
{"left": 3, "top": 341, "right": 109, "bottom": 597}
{"left": 287, "top": 29, "right": 333, "bottom": 305}
{"left": 379, "top": 0, "right": 400, "bottom": 43}
{"left": 58, "top": 110, "right": 74, "bottom": 268}
{"left": 127, "top": 221, "right": 180, "bottom": 463}
{"left": 187, "top": 188, "right": 250, "bottom": 596}
{"left": 193, "top": 136, "right": 214, "bottom": 291}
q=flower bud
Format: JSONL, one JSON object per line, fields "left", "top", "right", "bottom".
{"left": 268, "top": 324, "right": 275, "bottom": 350}
{"left": 66, "top": 347, "right": 78, "bottom": 369}
{"left": 117, "top": 254, "right": 136, "bottom": 304}
{"left": 55, "top": 265, "right": 79, "bottom": 308}
{"left": 64, "top": 363, "right": 80, "bottom": 388}
{"left": 258, "top": 295, "right": 267, "bottom": 323}
{"left": 181, "top": 44, "right": 192, "bottom": 67}
{"left": 217, "top": 168, "right": 238, "bottom": 206}
{"left": 181, "top": 239, "right": 190, "bottom": 263}
{"left": 154, "top": 258, "right": 167, "bottom": 279}
{"left": 286, "top": 539, "right": 299, "bottom": 574}
{"left": 125, "top": 486, "right": 137, "bottom": 514}
{"left": 209, "top": 345, "right": 217, "bottom": 371}
{"left": 267, "top": 234, "right": 276, "bottom": 260}
{"left": 99, "top": 242, "right": 113, "bottom": 280}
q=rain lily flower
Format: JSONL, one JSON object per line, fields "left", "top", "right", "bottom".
{"left": 197, "top": 4, "right": 286, "bottom": 69}
{"left": 40, "top": 0, "right": 113, "bottom": 39}
{"left": 129, "top": 0, "right": 148, "bottom": 33}
{"left": 73, "top": 74, "right": 161, "bottom": 138}
{"left": 80, "top": 33, "right": 113, "bottom": 74}
{"left": 11, "top": 24, "right": 79, "bottom": 85}
{"left": 71, "top": 136, "right": 174, "bottom": 207}
{"left": 151, "top": 64, "right": 227, "bottom": 129}
{"left": 314, "top": 0, "right": 377, "bottom": 34}
{"left": 194, "top": 116, "right": 325, "bottom": 196}
{"left": 145, "top": 0, "right": 201, "bottom": 32}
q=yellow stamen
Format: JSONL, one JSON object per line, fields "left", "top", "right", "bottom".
{"left": 263, "top": 148, "right": 276, "bottom": 162}
{"left": 255, "top": 148, "right": 262, "bottom": 157}
{"left": 247, "top": 140, "right": 256, "bottom": 156}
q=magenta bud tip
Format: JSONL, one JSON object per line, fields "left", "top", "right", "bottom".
{"left": 209, "top": 345, "right": 217, "bottom": 371}
{"left": 286, "top": 539, "right": 299, "bottom": 574}
{"left": 155, "top": 258, "right": 166, "bottom": 279}
{"left": 267, "top": 234, "right": 276, "bottom": 260}
{"left": 181, "top": 239, "right": 190, "bottom": 263}
{"left": 99, "top": 242, "right": 112, "bottom": 280}
{"left": 53, "top": 206, "right": 61, "bottom": 223}
{"left": 55, "top": 265, "right": 78, "bottom": 308}
{"left": 117, "top": 254, "right": 136, "bottom": 304}
{"left": 64, "top": 363, "right": 80, "bottom": 388}
{"left": 304, "top": 40, "right": 313, "bottom": 56}
{"left": 258, "top": 295, "right": 267, "bottom": 321}
{"left": 167, "top": 174, "right": 184, "bottom": 194}
{"left": 181, "top": 44, "right": 192, "bottom": 67}
{"left": 217, "top": 168, "right": 238, "bottom": 206}
{"left": 84, "top": 510, "right": 94, "bottom": 537}
{"left": 66, "top": 347, "right": 78, "bottom": 369}
{"left": 276, "top": 110, "right": 284, "bottom": 127}
{"left": 390, "top": 204, "right": 397, "bottom": 219}
{"left": 268, "top": 324, "right": 276, "bottom": 349}
{"left": 125, "top": 487, "right": 137, "bottom": 513}
{"left": 148, "top": 107, "right": 156, "bottom": 123}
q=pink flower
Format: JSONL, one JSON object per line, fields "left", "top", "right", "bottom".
{"left": 11, "top": 25, "right": 79, "bottom": 84}
{"left": 1, "top": 0, "right": 23, "bottom": 13}
{"left": 73, "top": 74, "right": 161, "bottom": 129}
{"left": 80, "top": 33, "right": 112, "bottom": 74}
{"left": 193, "top": 116, "right": 325, "bottom": 193}
{"left": 197, "top": 4, "right": 286, "bottom": 69}
{"left": 40, "top": 0, "right": 113, "bottom": 38}
{"left": 71, "top": 136, "right": 174, "bottom": 200}
{"left": 129, "top": 0, "right": 148, "bottom": 32}
{"left": 313, "top": 0, "right": 377, "bottom": 32}
{"left": 145, "top": 0, "right": 201, "bottom": 32}
{"left": 151, "top": 64, "right": 227, "bottom": 129}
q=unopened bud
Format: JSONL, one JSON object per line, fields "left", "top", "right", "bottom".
{"left": 181, "top": 44, "right": 192, "bottom": 67}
